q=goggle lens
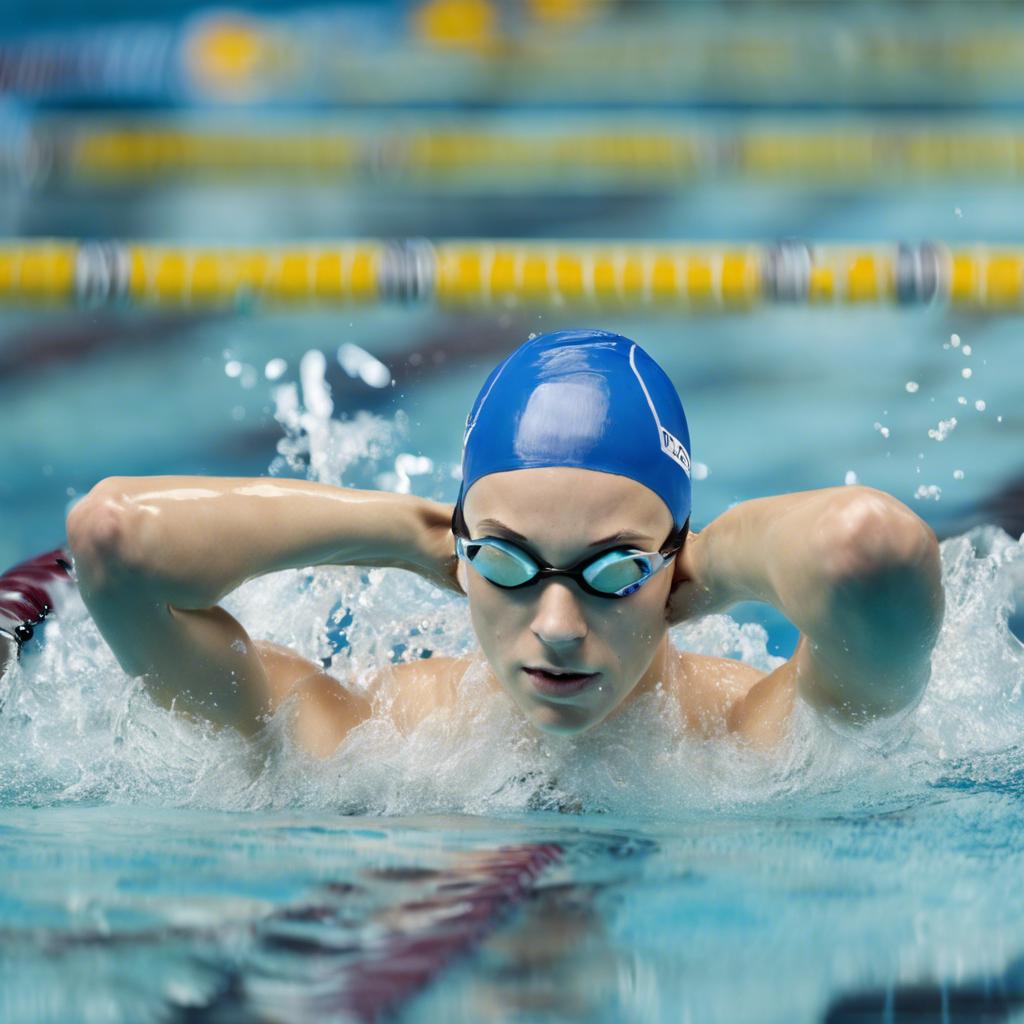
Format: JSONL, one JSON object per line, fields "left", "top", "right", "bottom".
{"left": 460, "top": 537, "right": 657, "bottom": 597}
{"left": 463, "top": 539, "right": 538, "bottom": 587}
{"left": 582, "top": 551, "right": 652, "bottom": 596}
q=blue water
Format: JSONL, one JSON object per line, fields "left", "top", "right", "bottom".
{"left": 2, "top": 777, "right": 1024, "bottom": 1023}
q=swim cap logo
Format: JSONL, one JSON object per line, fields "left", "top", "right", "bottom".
{"left": 627, "top": 343, "right": 691, "bottom": 480}
{"left": 660, "top": 427, "right": 691, "bottom": 475}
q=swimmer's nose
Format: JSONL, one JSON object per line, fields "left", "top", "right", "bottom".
{"left": 530, "top": 580, "right": 588, "bottom": 648}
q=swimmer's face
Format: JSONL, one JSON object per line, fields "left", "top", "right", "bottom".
{"left": 459, "top": 467, "right": 677, "bottom": 735}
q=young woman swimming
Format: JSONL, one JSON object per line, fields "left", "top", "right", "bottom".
{"left": 62, "top": 329, "right": 945, "bottom": 755}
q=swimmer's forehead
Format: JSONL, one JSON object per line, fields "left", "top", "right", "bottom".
{"left": 472, "top": 518, "right": 654, "bottom": 552}
{"left": 463, "top": 467, "right": 671, "bottom": 549}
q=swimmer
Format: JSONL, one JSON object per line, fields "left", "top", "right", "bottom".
{"left": 64, "top": 329, "right": 944, "bottom": 754}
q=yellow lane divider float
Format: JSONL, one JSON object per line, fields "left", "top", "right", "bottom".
{"left": 24, "top": 123, "right": 1024, "bottom": 185}
{"left": 0, "top": 240, "right": 1022, "bottom": 311}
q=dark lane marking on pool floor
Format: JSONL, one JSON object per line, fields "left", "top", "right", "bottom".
{"left": 174, "top": 842, "right": 565, "bottom": 1023}
{"left": 824, "top": 953, "right": 1024, "bottom": 1024}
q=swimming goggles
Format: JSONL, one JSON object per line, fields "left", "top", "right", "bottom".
{"left": 452, "top": 505, "right": 688, "bottom": 600}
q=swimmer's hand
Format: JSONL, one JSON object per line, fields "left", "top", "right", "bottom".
{"left": 281, "top": 495, "right": 461, "bottom": 595}
{"left": 665, "top": 529, "right": 739, "bottom": 625}
{"left": 396, "top": 500, "right": 462, "bottom": 595}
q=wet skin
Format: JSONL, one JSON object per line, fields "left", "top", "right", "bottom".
{"left": 66, "top": 469, "right": 944, "bottom": 756}
{"left": 459, "top": 467, "right": 680, "bottom": 735}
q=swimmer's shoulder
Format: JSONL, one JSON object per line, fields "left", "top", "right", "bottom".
{"left": 672, "top": 648, "right": 797, "bottom": 749}
{"left": 377, "top": 654, "right": 477, "bottom": 735}
{"left": 255, "top": 643, "right": 476, "bottom": 755}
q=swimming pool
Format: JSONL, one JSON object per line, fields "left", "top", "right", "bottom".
{"left": 3, "top": 269, "right": 1023, "bottom": 1021}
{"left": 3, "top": 29, "right": 1024, "bottom": 1024}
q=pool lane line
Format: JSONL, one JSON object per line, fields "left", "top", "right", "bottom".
{"left": 271, "top": 842, "right": 565, "bottom": 1023}
{"left": 0, "top": 547, "right": 71, "bottom": 682}
{"left": 5, "top": 239, "right": 1024, "bottom": 311}
{"left": 823, "top": 956, "right": 1024, "bottom": 1023}
{"left": 24, "top": 120, "right": 1024, "bottom": 189}
{"left": 0, "top": 840, "right": 565, "bottom": 1023}
{"left": 155, "top": 841, "right": 565, "bottom": 1022}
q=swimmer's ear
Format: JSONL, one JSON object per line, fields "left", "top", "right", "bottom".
{"left": 669, "top": 531, "right": 697, "bottom": 591}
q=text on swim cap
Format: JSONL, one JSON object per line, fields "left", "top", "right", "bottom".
{"left": 660, "top": 427, "right": 691, "bottom": 476}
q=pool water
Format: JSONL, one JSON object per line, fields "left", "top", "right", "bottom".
{"left": 3, "top": 270, "right": 1024, "bottom": 1020}
{"left": 2, "top": 776, "right": 1024, "bottom": 1024}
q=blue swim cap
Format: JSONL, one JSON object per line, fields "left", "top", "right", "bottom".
{"left": 457, "top": 329, "right": 691, "bottom": 532}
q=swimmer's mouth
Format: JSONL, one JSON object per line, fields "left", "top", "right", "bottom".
{"left": 523, "top": 666, "right": 599, "bottom": 697}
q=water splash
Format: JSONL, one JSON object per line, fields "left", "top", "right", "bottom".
{"left": 2, "top": 416, "right": 1022, "bottom": 821}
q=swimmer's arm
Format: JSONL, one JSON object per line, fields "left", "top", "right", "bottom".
{"left": 65, "top": 476, "right": 453, "bottom": 739}
{"left": 59, "top": 522, "right": 370, "bottom": 747}
{"left": 68, "top": 476, "right": 458, "bottom": 610}
{"left": 669, "top": 486, "right": 944, "bottom": 722}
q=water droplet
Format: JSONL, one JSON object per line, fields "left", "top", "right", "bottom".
{"left": 962, "top": 367, "right": 973, "bottom": 379}
{"left": 953, "top": 469, "right": 965, "bottom": 480}
{"left": 914, "top": 484, "right": 942, "bottom": 501}
{"left": 873, "top": 421, "right": 891, "bottom": 439}
{"left": 962, "top": 344, "right": 973, "bottom": 356}
{"left": 337, "top": 343, "right": 391, "bottom": 389}
{"left": 975, "top": 399, "right": 986, "bottom": 412}
{"left": 957, "top": 396, "right": 967, "bottom": 405}
{"left": 905, "top": 381, "right": 919, "bottom": 393}
{"left": 844, "top": 470, "right": 858, "bottom": 485}
{"left": 264, "top": 358, "right": 287, "bottom": 380}
{"left": 927, "top": 417, "right": 957, "bottom": 442}
{"left": 392, "top": 453, "right": 434, "bottom": 494}
{"left": 954, "top": 207, "right": 963, "bottom": 218}
{"left": 224, "top": 360, "right": 242, "bottom": 378}
{"left": 299, "top": 350, "right": 334, "bottom": 419}
{"left": 950, "top": 333, "right": 961, "bottom": 347}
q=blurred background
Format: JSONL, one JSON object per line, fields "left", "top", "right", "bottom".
{"left": 1, "top": 0, "right": 1023, "bottom": 654}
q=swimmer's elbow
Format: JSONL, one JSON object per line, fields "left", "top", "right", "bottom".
{"left": 819, "top": 487, "right": 939, "bottom": 583}
{"left": 66, "top": 478, "right": 150, "bottom": 589}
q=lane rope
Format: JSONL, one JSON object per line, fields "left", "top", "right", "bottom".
{"left": 16, "top": 121, "right": 1024, "bottom": 186}
{"left": 0, "top": 547, "right": 72, "bottom": 680}
{"left": 2, "top": 238, "right": 1023, "bottom": 309}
